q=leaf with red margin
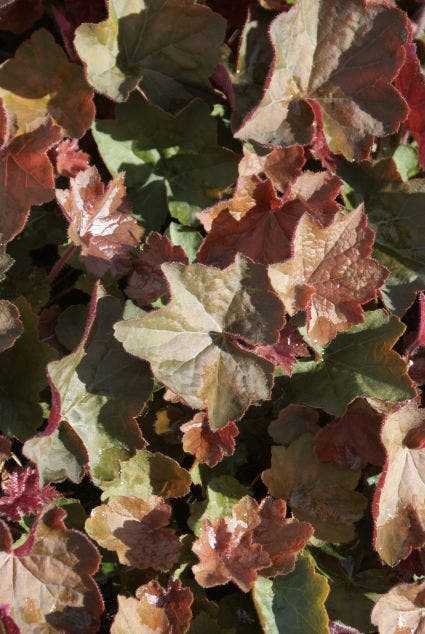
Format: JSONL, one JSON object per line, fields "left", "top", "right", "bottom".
{"left": 180, "top": 412, "right": 239, "bottom": 468}
{"left": 197, "top": 173, "right": 341, "bottom": 268}
{"left": 255, "top": 322, "right": 309, "bottom": 375}
{"left": 0, "top": 29, "right": 95, "bottom": 139}
{"left": 0, "top": 104, "right": 61, "bottom": 243}
{"left": 0, "top": 0, "right": 43, "bottom": 33}
{"left": 372, "top": 580, "right": 425, "bottom": 633}
{"left": 315, "top": 399, "right": 385, "bottom": 470}
{"left": 235, "top": 0, "right": 408, "bottom": 161}
{"left": 56, "top": 166, "right": 143, "bottom": 277}
{"left": 126, "top": 232, "right": 188, "bottom": 306}
{"left": 373, "top": 400, "right": 425, "bottom": 566}
{"left": 269, "top": 206, "right": 388, "bottom": 345}
{"left": 55, "top": 138, "right": 90, "bottom": 178}
{"left": 85, "top": 495, "right": 181, "bottom": 570}
{"left": 0, "top": 505, "right": 103, "bottom": 633}
{"left": 395, "top": 25, "right": 425, "bottom": 169}
{"left": 111, "top": 580, "right": 193, "bottom": 634}
{"left": 0, "top": 605, "right": 20, "bottom": 634}
{"left": 0, "top": 466, "right": 57, "bottom": 522}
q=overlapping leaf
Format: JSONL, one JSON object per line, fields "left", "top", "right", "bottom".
{"left": 0, "top": 466, "right": 57, "bottom": 522}
{"left": 181, "top": 413, "right": 239, "bottom": 468}
{"left": 55, "top": 138, "right": 90, "bottom": 178}
{"left": 371, "top": 580, "right": 425, "bottom": 634}
{"left": 114, "top": 255, "right": 284, "bottom": 429}
{"left": 236, "top": 0, "right": 408, "bottom": 160}
{"left": 0, "top": 299, "right": 22, "bottom": 353}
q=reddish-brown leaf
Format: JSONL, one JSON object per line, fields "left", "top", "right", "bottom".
{"left": 56, "top": 166, "right": 143, "bottom": 277}
{"left": 395, "top": 26, "right": 425, "bottom": 169}
{"left": 253, "top": 496, "right": 313, "bottom": 577}
{"left": 55, "top": 138, "right": 90, "bottom": 178}
{"left": 373, "top": 400, "right": 425, "bottom": 566}
{"left": 52, "top": 0, "right": 107, "bottom": 60}
{"left": 238, "top": 145, "right": 306, "bottom": 193}
{"left": 85, "top": 495, "right": 181, "bottom": 571}
{"left": 269, "top": 206, "right": 389, "bottom": 344}
{"left": 180, "top": 412, "right": 239, "bottom": 468}
{"left": 0, "top": 466, "right": 58, "bottom": 522}
{"left": 372, "top": 580, "right": 425, "bottom": 634}
{"left": 112, "top": 580, "right": 193, "bottom": 634}
{"left": 0, "top": 505, "right": 103, "bottom": 632}
{"left": 0, "top": 0, "right": 43, "bottom": 33}
{"left": 192, "top": 496, "right": 270, "bottom": 592}
{"left": 0, "top": 436, "right": 11, "bottom": 462}
{"left": 315, "top": 400, "right": 385, "bottom": 470}
{"left": 126, "top": 232, "right": 188, "bottom": 305}
{"left": 0, "top": 107, "right": 61, "bottom": 243}
{"left": 255, "top": 322, "right": 309, "bottom": 374}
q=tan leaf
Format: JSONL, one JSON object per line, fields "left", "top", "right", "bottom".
{"left": 372, "top": 580, "right": 425, "bottom": 634}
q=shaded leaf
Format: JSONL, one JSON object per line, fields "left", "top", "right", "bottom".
{"left": 373, "top": 400, "right": 425, "bottom": 566}
{"left": 0, "top": 297, "right": 56, "bottom": 440}
{"left": 0, "top": 466, "right": 57, "bottom": 522}
{"left": 114, "top": 255, "right": 284, "bottom": 430}
{"left": 0, "top": 299, "right": 22, "bottom": 353}
{"left": 315, "top": 399, "right": 385, "bottom": 470}
{"left": 0, "top": 110, "right": 61, "bottom": 243}
{"left": 101, "top": 449, "right": 191, "bottom": 500}
{"left": 112, "top": 580, "right": 193, "bottom": 634}
{"left": 268, "top": 404, "right": 320, "bottom": 446}
{"left": 86, "top": 495, "right": 180, "bottom": 570}
{"left": 26, "top": 284, "right": 152, "bottom": 485}
{"left": 126, "top": 232, "right": 188, "bottom": 305}
{"left": 56, "top": 166, "right": 143, "bottom": 277}
{"left": 181, "top": 412, "right": 239, "bottom": 468}
{"left": 0, "top": 505, "right": 103, "bottom": 633}
{"left": 255, "top": 322, "right": 309, "bottom": 375}
{"left": 279, "top": 310, "right": 415, "bottom": 416}
{"left": 236, "top": 0, "right": 408, "bottom": 161}
{"left": 372, "top": 580, "right": 425, "bottom": 634}
{"left": 0, "top": 0, "right": 43, "bottom": 32}
{"left": 52, "top": 0, "right": 107, "bottom": 61}
{"left": 0, "top": 436, "right": 11, "bottom": 462}
{"left": 253, "top": 555, "right": 330, "bottom": 634}
{"left": 55, "top": 138, "right": 90, "bottom": 178}
{"left": 93, "top": 93, "right": 239, "bottom": 227}
{"left": 0, "top": 29, "right": 94, "bottom": 138}
{"left": 269, "top": 206, "right": 388, "bottom": 345}
{"left": 262, "top": 434, "right": 367, "bottom": 542}
{"left": 74, "top": 0, "right": 226, "bottom": 108}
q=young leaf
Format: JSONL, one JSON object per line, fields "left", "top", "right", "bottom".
{"left": 100, "top": 449, "right": 191, "bottom": 500}
{"left": 56, "top": 166, "right": 143, "bottom": 277}
{"left": 255, "top": 322, "right": 309, "bottom": 375}
{"left": 269, "top": 206, "right": 388, "bottom": 345}
{"left": 55, "top": 138, "right": 90, "bottom": 177}
{"left": 0, "top": 466, "right": 57, "bottom": 522}
{"left": 74, "top": 0, "right": 226, "bottom": 108}
{"left": 111, "top": 581, "right": 193, "bottom": 634}
{"left": 126, "top": 232, "right": 188, "bottom": 305}
{"left": 181, "top": 413, "right": 239, "bottom": 468}
{"left": 92, "top": 93, "right": 239, "bottom": 227}
{"left": 26, "top": 284, "right": 152, "bottom": 485}
{"left": 315, "top": 399, "right": 385, "bottom": 470}
{"left": 0, "top": 109, "right": 61, "bottom": 243}
{"left": 279, "top": 310, "right": 415, "bottom": 416}
{"left": 371, "top": 580, "right": 425, "bottom": 634}
{"left": 253, "top": 555, "right": 330, "bottom": 634}
{"left": 262, "top": 434, "right": 367, "bottom": 543}
{"left": 85, "top": 495, "right": 181, "bottom": 570}
{"left": 0, "top": 505, "right": 103, "bottom": 632}
{"left": 373, "top": 400, "right": 425, "bottom": 566}
{"left": 235, "top": 0, "right": 408, "bottom": 161}
{"left": 0, "top": 299, "right": 22, "bottom": 353}
{"left": 0, "top": 29, "right": 94, "bottom": 138}
{"left": 114, "top": 254, "right": 284, "bottom": 429}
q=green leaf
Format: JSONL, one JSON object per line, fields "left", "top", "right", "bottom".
{"left": 278, "top": 310, "right": 415, "bottom": 416}
{"left": 0, "top": 297, "right": 56, "bottom": 440}
{"left": 253, "top": 555, "right": 330, "bottom": 634}
{"left": 392, "top": 144, "right": 420, "bottom": 181}
{"left": 74, "top": 0, "right": 226, "bottom": 108}
{"left": 188, "top": 475, "right": 249, "bottom": 536}
{"left": 100, "top": 449, "right": 191, "bottom": 500}
{"left": 93, "top": 93, "right": 239, "bottom": 227}
{"left": 166, "top": 222, "right": 202, "bottom": 263}
{"left": 114, "top": 255, "right": 284, "bottom": 429}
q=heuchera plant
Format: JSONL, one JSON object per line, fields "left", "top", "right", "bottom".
{"left": 2, "top": 0, "right": 425, "bottom": 631}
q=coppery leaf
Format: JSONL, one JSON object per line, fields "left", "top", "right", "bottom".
{"left": 180, "top": 412, "right": 239, "bottom": 468}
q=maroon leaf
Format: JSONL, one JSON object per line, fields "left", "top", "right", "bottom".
{"left": 180, "top": 412, "right": 239, "bottom": 468}
{"left": 0, "top": 466, "right": 58, "bottom": 522}
{"left": 315, "top": 400, "right": 385, "bottom": 470}
{"left": 0, "top": 605, "right": 20, "bottom": 634}
{"left": 0, "top": 437, "right": 11, "bottom": 462}
{"left": 255, "top": 322, "right": 309, "bottom": 375}
{"left": 0, "top": 0, "right": 43, "bottom": 33}
{"left": 52, "top": 0, "right": 106, "bottom": 60}
{"left": 126, "top": 232, "right": 188, "bottom": 306}
{"left": 56, "top": 166, "right": 143, "bottom": 277}
{"left": 0, "top": 104, "right": 61, "bottom": 243}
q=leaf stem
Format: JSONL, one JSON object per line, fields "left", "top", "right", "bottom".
{"left": 47, "top": 244, "right": 77, "bottom": 284}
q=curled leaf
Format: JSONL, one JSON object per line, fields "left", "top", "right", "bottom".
{"left": 181, "top": 412, "right": 239, "bottom": 468}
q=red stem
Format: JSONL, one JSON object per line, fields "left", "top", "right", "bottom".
{"left": 47, "top": 244, "right": 76, "bottom": 284}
